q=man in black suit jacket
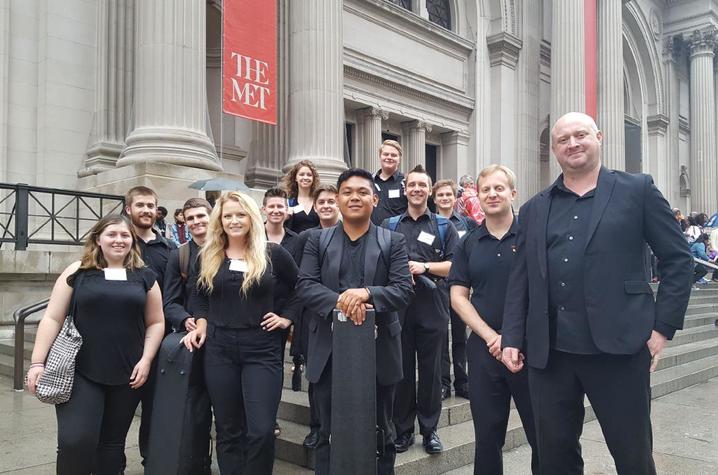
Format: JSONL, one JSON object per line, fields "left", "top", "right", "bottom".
{"left": 297, "top": 168, "right": 414, "bottom": 475}
{"left": 501, "top": 112, "right": 693, "bottom": 474}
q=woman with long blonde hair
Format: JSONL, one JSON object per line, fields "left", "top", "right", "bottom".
{"left": 281, "top": 159, "right": 321, "bottom": 233}
{"left": 26, "top": 214, "right": 165, "bottom": 474}
{"left": 183, "top": 191, "right": 300, "bottom": 474}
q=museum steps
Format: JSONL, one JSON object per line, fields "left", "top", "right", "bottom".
{"left": 1, "top": 286, "right": 717, "bottom": 474}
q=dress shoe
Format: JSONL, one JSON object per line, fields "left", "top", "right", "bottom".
{"left": 454, "top": 386, "right": 470, "bottom": 400}
{"left": 441, "top": 386, "right": 450, "bottom": 400}
{"left": 303, "top": 428, "right": 319, "bottom": 448}
{"left": 422, "top": 431, "right": 443, "bottom": 454}
{"left": 394, "top": 432, "right": 415, "bottom": 453}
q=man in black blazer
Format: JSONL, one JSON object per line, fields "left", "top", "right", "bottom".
{"left": 297, "top": 168, "right": 414, "bottom": 475}
{"left": 501, "top": 112, "right": 693, "bottom": 474}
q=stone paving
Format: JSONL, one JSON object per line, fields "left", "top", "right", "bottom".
{"left": 0, "top": 375, "right": 715, "bottom": 474}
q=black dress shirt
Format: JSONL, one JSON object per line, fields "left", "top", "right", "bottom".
{"left": 547, "top": 178, "right": 600, "bottom": 354}
{"left": 383, "top": 208, "right": 459, "bottom": 266}
{"left": 194, "top": 243, "right": 300, "bottom": 328}
{"left": 447, "top": 211, "right": 478, "bottom": 237}
{"left": 138, "top": 229, "right": 176, "bottom": 291}
{"left": 448, "top": 219, "right": 518, "bottom": 331}
{"left": 163, "top": 239, "right": 201, "bottom": 331}
{"left": 372, "top": 170, "right": 407, "bottom": 225}
{"left": 338, "top": 228, "right": 369, "bottom": 291}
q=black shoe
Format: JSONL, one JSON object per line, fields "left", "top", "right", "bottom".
{"left": 423, "top": 431, "right": 443, "bottom": 454}
{"left": 454, "top": 386, "right": 470, "bottom": 400}
{"left": 441, "top": 386, "right": 450, "bottom": 400}
{"left": 303, "top": 428, "right": 319, "bottom": 448}
{"left": 394, "top": 432, "right": 415, "bottom": 453}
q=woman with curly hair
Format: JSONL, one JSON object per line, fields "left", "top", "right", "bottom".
{"left": 281, "top": 159, "right": 321, "bottom": 233}
{"left": 183, "top": 191, "right": 299, "bottom": 474}
{"left": 26, "top": 214, "right": 165, "bottom": 474}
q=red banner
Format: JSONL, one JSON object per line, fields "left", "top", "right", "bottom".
{"left": 584, "top": 0, "right": 597, "bottom": 118}
{"left": 222, "top": 0, "right": 277, "bottom": 124}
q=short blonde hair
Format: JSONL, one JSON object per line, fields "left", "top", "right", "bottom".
{"left": 379, "top": 140, "right": 403, "bottom": 157}
{"left": 477, "top": 165, "right": 517, "bottom": 190}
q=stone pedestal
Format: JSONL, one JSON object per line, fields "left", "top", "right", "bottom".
{"left": 286, "top": 0, "right": 347, "bottom": 183}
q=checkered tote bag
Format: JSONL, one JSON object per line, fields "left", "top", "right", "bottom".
{"left": 36, "top": 275, "right": 83, "bottom": 404}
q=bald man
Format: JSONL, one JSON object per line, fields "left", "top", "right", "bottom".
{"left": 500, "top": 112, "right": 693, "bottom": 474}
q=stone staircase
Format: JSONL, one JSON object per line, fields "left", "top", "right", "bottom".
{"left": 2, "top": 287, "right": 718, "bottom": 474}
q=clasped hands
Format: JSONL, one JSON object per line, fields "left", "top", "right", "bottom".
{"left": 337, "top": 288, "right": 373, "bottom": 325}
{"left": 181, "top": 312, "right": 292, "bottom": 351}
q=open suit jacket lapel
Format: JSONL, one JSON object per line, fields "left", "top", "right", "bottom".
{"left": 584, "top": 167, "right": 617, "bottom": 251}
{"left": 324, "top": 226, "right": 343, "bottom": 290}
{"left": 363, "top": 224, "right": 380, "bottom": 286}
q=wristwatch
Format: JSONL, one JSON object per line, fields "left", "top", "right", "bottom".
{"left": 423, "top": 262, "right": 430, "bottom": 273}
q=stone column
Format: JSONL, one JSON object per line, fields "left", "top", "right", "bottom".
{"left": 82, "top": 0, "right": 135, "bottom": 177}
{"left": 357, "top": 107, "right": 388, "bottom": 173}
{"left": 118, "top": 0, "right": 220, "bottom": 171}
{"left": 0, "top": 0, "right": 9, "bottom": 182}
{"left": 402, "top": 120, "right": 431, "bottom": 171}
{"left": 662, "top": 37, "right": 682, "bottom": 206}
{"left": 441, "top": 131, "right": 470, "bottom": 181}
{"left": 687, "top": 27, "right": 717, "bottom": 213}
{"left": 597, "top": 0, "right": 625, "bottom": 170}
{"left": 245, "top": 0, "right": 289, "bottom": 188}
{"left": 286, "top": 0, "right": 346, "bottom": 182}
{"left": 550, "top": 0, "right": 585, "bottom": 177}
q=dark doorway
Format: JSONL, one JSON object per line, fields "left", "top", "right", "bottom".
{"left": 382, "top": 132, "right": 400, "bottom": 142}
{"left": 344, "top": 123, "right": 354, "bottom": 167}
{"left": 625, "top": 120, "right": 642, "bottom": 173}
{"left": 425, "top": 144, "right": 438, "bottom": 182}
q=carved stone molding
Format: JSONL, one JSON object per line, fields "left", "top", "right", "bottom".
{"left": 486, "top": 31, "right": 523, "bottom": 69}
{"left": 687, "top": 27, "right": 718, "bottom": 57}
{"left": 647, "top": 114, "right": 669, "bottom": 135}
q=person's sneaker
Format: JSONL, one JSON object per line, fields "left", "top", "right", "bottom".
{"left": 441, "top": 386, "right": 450, "bottom": 400}
{"left": 303, "top": 428, "right": 319, "bottom": 448}
{"left": 422, "top": 431, "right": 443, "bottom": 454}
{"left": 454, "top": 386, "right": 470, "bottom": 400}
{"left": 394, "top": 432, "right": 415, "bottom": 453}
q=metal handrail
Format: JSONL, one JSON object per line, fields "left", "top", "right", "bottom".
{"left": 13, "top": 298, "right": 49, "bottom": 390}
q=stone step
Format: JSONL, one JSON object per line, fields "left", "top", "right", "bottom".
{"left": 668, "top": 324, "right": 718, "bottom": 346}
{"left": 683, "top": 312, "right": 718, "bottom": 329}
{"left": 685, "top": 303, "right": 718, "bottom": 316}
{"left": 0, "top": 339, "right": 32, "bottom": 360}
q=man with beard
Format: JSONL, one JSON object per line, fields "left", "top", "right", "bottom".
{"left": 124, "top": 185, "right": 176, "bottom": 466}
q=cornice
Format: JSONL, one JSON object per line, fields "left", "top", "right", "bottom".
{"left": 486, "top": 31, "right": 523, "bottom": 70}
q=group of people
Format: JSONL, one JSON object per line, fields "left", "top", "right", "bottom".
{"left": 673, "top": 209, "right": 718, "bottom": 284}
{"left": 24, "top": 111, "right": 694, "bottom": 475}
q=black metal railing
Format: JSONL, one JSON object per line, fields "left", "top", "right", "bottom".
{"left": 0, "top": 183, "right": 124, "bottom": 250}
{"left": 13, "top": 299, "right": 49, "bottom": 390}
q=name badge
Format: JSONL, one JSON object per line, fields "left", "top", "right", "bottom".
{"left": 291, "top": 204, "right": 304, "bottom": 214}
{"left": 458, "top": 230, "right": 467, "bottom": 239}
{"left": 229, "top": 259, "right": 248, "bottom": 272}
{"left": 388, "top": 188, "right": 401, "bottom": 199}
{"left": 417, "top": 231, "right": 435, "bottom": 246}
{"left": 104, "top": 268, "right": 127, "bottom": 281}
{"left": 375, "top": 183, "right": 381, "bottom": 192}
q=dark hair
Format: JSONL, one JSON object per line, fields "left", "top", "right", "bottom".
{"left": 336, "top": 168, "right": 375, "bottom": 193}
{"left": 312, "top": 184, "right": 338, "bottom": 202}
{"left": 280, "top": 160, "right": 320, "bottom": 199}
{"left": 174, "top": 208, "right": 183, "bottom": 218}
{"left": 407, "top": 164, "right": 433, "bottom": 188}
{"left": 157, "top": 206, "right": 168, "bottom": 216}
{"left": 696, "top": 213, "right": 708, "bottom": 227}
{"left": 263, "top": 187, "right": 288, "bottom": 206}
{"left": 696, "top": 233, "right": 711, "bottom": 245}
{"left": 182, "top": 197, "right": 212, "bottom": 214}
{"left": 125, "top": 185, "right": 158, "bottom": 206}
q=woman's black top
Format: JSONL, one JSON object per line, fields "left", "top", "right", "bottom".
{"left": 286, "top": 197, "right": 320, "bottom": 234}
{"left": 194, "top": 243, "right": 300, "bottom": 328}
{"left": 69, "top": 267, "right": 157, "bottom": 385}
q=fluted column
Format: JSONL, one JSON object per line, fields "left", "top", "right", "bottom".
{"left": 402, "top": 120, "right": 431, "bottom": 171}
{"left": 688, "top": 27, "right": 717, "bottom": 213}
{"left": 550, "top": 0, "right": 585, "bottom": 177}
{"left": 0, "top": 0, "right": 9, "bottom": 182}
{"left": 119, "top": 0, "right": 220, "bottom": 171}
{"left": 286, "top": 0, "right": 346, "bottom": 182}
{"left": 245, "top": 0, "right": 289, "bottom": 188}
{"left": 662, "top": 37, "right": 681, "bottom": 205}
{"left": 357, "top": 107, "right": 388, "bottom": 173}
{"left": 597, "top": 0, "right": 625, "bottom": 170}
{"left": 81, "top": 0, "right": 134, "bottom": 177}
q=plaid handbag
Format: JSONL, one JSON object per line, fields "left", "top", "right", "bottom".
{"left": 36, "top": 274, "right": 83, "bottom": 404}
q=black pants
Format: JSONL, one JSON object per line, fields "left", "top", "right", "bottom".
{"left": 466, "top": 334, "right": 538, "bottom": 475}
{"left": 56, "top": 371, "right": 142, "bottom": 475}
{"left": 529, "top": 349, "right": 656, "bottom": 475}
{"left": 138, "top": 359, "right": 156, "bottom": 462}
{"left": 441, "top": 308, "right": 468, "bottom": 391}
{"left": 394, "top": 297, "right": 447, "bottom": 437}
{"left": 204, "top": 325, "right": 283, "bottom": 475}
{"left": 694, "top": 263, "right": 708, "bottom": 282}
{"left": 299, "top": 312, "right": 320, "bottom": 431}
{"left": 314, "top": 359, "right": 397, "bottom": 475}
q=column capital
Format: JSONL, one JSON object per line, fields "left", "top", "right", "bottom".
{"left": 687, "top": 27, "right": 718, "bottom": 58}
{"left": 441, "top": 130, "right": 470, "bottom": 145}
{"left": 358, "top": 107, "right": 389, "bottom": 121}
{"left": 403, "top": 119, "right": 432, "bottom": 133}
{"left": 662, "top": 36, "right": 682, "bottom": 63}
{"left": 647, "top": 114, "right": 669, "bottom": 135}
{"left": 486, "top": 32, "right": 523, "bottom": 69}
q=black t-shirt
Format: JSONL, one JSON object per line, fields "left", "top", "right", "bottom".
{"left": 287, "top": 198, "right": 320, "bottom": 234}
{"left": 194, "top": 243, "right": 300, "bottom": 328}
{"left": 371, "top": 170, "right": 407, "bottom": 225}
{"left": 138, "top": 229, "right": 176, "bottom": 290}
{"left": 338, "top": 228, "right": 369, "bottom": 291}
{"left": 383, "top": 209, "right": 459, "bottom": 265}
{"left": 448, "top": 219, "right": 518, "bottom": 331}
{"left": 70, "top": 267, "right": 157, "bottom": 385}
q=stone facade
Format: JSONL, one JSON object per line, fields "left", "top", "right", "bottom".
{"left": 0, "top": 0, "right": 716, "bottom": 214}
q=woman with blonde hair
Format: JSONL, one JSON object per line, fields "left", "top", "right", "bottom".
{"left": 281, "top": 159, "right": 321, "bottom": 233}
{"left": 26, "top": 214, "right": 165, "bottom": 474}
{"left": 183, "top": 191, "right": 300, "bottom": 474}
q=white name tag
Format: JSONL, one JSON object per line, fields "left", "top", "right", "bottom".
{"left": 104, "top": 268, "right": 127, "bottom": 281}
{"left": 291, "top": 204, "right": 304, "bottom": 214}
{"left": 417, "top": 231, "right": 435, "bottom": 246}
{"left": 458, "top": 230, "right": 467, "bottom": 238}
{"left": 375, "top": 183, "right": 381, "bottom": 192}
{"left": 388, "top": 188, "right": 401, "bottom": 199}
{"left": 229, "top": 259, "right": 248, "bottom": 272}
